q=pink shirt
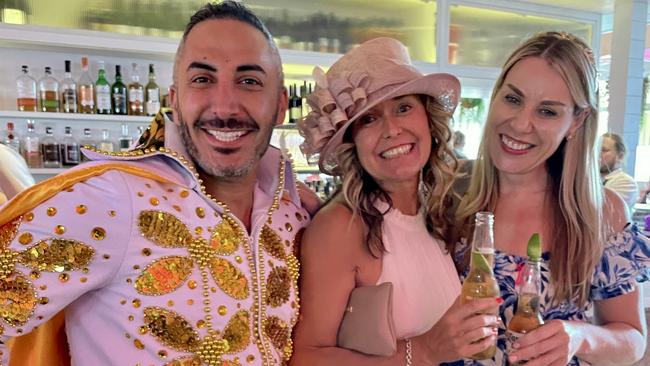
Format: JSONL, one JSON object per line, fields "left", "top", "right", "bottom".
{"left": 375, "top": 202, "right": 461, "bottom": 339}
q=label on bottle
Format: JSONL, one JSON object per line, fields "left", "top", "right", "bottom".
{"left": 64, "top": 145, "right": 80, "bottom": 165}
{"left": 146, "top": 88, "right": 160, "bottom": 115}
{"left": 42, "top": 143, "right": 61, "bottom": 167}
{"left": 99, "top": 142, "right": 114, "bottom": 153}
{"left": 129, "top": 89, "right": 144, "bottom": 103}
{"left": 289, "top": 106, "right": 301, "bottom": 123}
{"left": 63, "top": 89, "right": 77, "bottom": 112}
{"left": 80, "top": 86, "right": 95, "bottom": 108}
{"left": 96, "top": 85, "right": 111, "bottom": 111}
{"left": 113, "top": 93, "right": 127, "bottom": 113}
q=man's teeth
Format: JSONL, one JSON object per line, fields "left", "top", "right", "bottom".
{"left": 207, "top": 130, "right": 247, "bottom": 142}
{"left": 501, "top": 135, "right": 531, "bottom": 151}
{"left": 381, "top": 144, "right": 412, "bottom": 159}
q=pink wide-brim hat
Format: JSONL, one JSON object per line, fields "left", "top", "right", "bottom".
{"left": 297, "top": 37, "right": 460, "bottom": 176}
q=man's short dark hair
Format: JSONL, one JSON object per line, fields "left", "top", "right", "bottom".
{"left": 183, "top": 1, "right": 273, "bottom": 44}
{"left": 173, "top": 1, "right": 283, "bottom": 84}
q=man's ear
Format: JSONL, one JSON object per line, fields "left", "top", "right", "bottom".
{"left": 275, "top": 86, "right": 288, "bottom": 127}
{"left": 169, "top": 85, "right": 180, "bottom": 125}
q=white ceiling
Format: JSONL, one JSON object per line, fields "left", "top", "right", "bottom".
{"left": 517, "top": 0, "right": 616, "bottom": 13}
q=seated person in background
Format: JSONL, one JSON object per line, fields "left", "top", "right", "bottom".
{"left": 600, "top": 132, "right": 639, "bottom": 213}
{"left": 292, "top": 37, "right": 500, "bottom": 366}
{"left": 455, "top": 31, "right": 649, "bottom": 366}
{"left": 452, "top": 130, "right": 468, "bottom": 160}
{"left": 0, "top": 143, "right": 35, "bottom": 205}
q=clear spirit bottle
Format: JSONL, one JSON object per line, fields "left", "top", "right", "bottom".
{"left": 39, "top": 66, "right": 60, "bottom": 112}
{"left": 145, "top": 63, "right": 161, "bottom": 116}
{"left": 61, "top": 60, "right": 78, "bottom": 113}
{"left": 98, "top": 129, "right": 115, "bottom": 152}
{"left": 22, "top": 120, "right": 42, "bottom": 168}
{"left": 61, "top": 126, "right": 80, "bottom": 166}
{"left": 16, "top": 65, "right": 37, "bottom": 112}
{"left": 41, "top": 126, "right": 61, "bottom": 168}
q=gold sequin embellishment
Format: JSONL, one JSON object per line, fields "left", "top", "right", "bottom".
{"left": 0, "top": 273, "right": 37, "bottom": 326}
{"left": 209, "top": 220, "right": 241, "bottom": 256}
{"left": 135, "top": 256, "right": 194, "bottom": 296}
{"left": 266, "top": 266, "right": 290, "bottom": 307}
{"left": 260, "top": 225, "right": 285, "bottom": 260}
{"left": 222, "top": 310, "right": 251, "bottom": 354}
{"left": 143, "top": 307, "right": 201, "bottom": 352}
{"left": 209, "top": 257, "right": 249, "bottom": 300}
{"left": 138, "top": 211, "right": 192, "bottom": 248}
{"left": 264, "top": 316, "right": 291, "bottom": 361}
{"left": 19, "top": 238, "right": 95, "bottom": 273}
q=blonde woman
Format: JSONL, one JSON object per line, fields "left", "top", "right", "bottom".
{"left": 456, "top": 32, "right": 650, "bottom": 366}
{"left": 292, "top": 38, "right": 500, "bottom": 365}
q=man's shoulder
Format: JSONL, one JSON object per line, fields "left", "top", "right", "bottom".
{"left": 0, "top": 160, "right": 185, "bottom": 226}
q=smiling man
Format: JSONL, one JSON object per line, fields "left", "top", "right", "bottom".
{"left": 0, "top": 2, "right": 312, "bottom": 365}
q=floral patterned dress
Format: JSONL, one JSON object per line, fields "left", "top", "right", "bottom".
{"left": 446, "top": 224, "right": 650, "bottom": 366}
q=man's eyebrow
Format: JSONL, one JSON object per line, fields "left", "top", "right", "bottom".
{"left": 237, "top": 64, "right": 266, "bottom": 74}
{"left": 187, "top": 61, "right": 216, "bottom": 72}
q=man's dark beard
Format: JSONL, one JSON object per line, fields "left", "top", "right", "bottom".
{"left": 176, "top": 110, "right": 276, "bottom": 179}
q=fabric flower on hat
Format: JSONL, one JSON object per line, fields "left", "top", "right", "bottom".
{"left": 298, "top": 66, "right": 370, "bottom": 157}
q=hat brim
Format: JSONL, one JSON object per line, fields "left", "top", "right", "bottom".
{"left": 318, "top": 72, "right": 460, "bottom": 175}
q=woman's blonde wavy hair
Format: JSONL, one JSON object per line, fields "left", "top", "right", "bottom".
{"left": 334, "top": 95, "right": 457, "bottom": 257}
{"left": 456, "top": 32, "right": 604, "bottom": 307}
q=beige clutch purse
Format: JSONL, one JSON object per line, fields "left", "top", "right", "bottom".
{"left": 336, "top": 282, "right": 397, "bottom": 356}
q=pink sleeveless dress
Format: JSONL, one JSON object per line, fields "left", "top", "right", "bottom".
{"left": 375, "top": 202, "right": 461, "bottom": 339}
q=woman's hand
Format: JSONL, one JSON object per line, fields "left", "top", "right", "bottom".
{"left": 508, "top": 320, "right": 584, "bottom": 366}
{"left": 413, "top": 296, "right": 501, "bottom": 364}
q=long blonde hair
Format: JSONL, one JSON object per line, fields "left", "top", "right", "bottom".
{"left": 336, "top": 95, "right": 457, "bottom": 257}
{"left": 456, "top": 32, "right": 604, "bottom": 306}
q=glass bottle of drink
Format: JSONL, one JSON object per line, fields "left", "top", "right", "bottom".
{"left": 61, "top": 126, "right": 80, "bottom": 166}
{"left": 16, "top": 65, "right": 38, "bottom": 112}
{"left": 95, "top": 61, "right": 112, "bottom": 114}
{"left": 289, "top": 84, "right": 302, "bottom": 123}
{"left": 119, "top": 124, "right": 133, "bottom": 152}
{"left": 61, "top": 60, "right": 78, "bottom": 113}
{"left": 98, "top": 129, "right": 115, "bottom": 152}
{"left": 41, "top": 126, "right": 61, "bottom": 168}
{"left": 506, "top": 234, "right": 544, "bottom": 365}
{"left": 145, "top": 64, "right": 161, "bottom": 116}
{"left": 78, "top": 56, "right": 95, "bottom": 114}
{"left": 111, "top": 65, "right": 128, "bottom": 115}
{"left": 39, "top": 66, "right": 60, "bottom": 112}
{"left": 22, "top": 120, "right": 42, "bottom": 168}
{"left": 460, "top": 211, "right": 500, "bottom": 360}
{"left": 128, "top": 63, "right": 145, "bottom": 116}
{"left": 79, "top": 128, "right": 95, "bottom": 162}
{"left": 4, "top": 122, "right": 21, "bottom": 153}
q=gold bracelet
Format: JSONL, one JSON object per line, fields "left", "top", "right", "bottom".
{"left": 405, "top": 338, "right": 413, "bottom": 366}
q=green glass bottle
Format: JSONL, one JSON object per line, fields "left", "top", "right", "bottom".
{"left": 111, "top": 65, "right": 128, "bottom": 115}
{"left": 95, "top": 61, "right": 111, "bottom": 114}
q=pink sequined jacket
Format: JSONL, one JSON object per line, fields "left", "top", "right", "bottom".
{"left": 0, "top": 112, "right": 309, "bottom": 366}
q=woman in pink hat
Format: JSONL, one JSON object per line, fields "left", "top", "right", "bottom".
{"left": 291, "top": 37, "right": 499, "bottom": 365}
{"left": 455, "top": 32, "right": 649, "bottom": 366}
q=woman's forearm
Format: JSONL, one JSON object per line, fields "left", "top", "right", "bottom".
{"left": 574, "top": 321, "right": 646, "bottom": 365}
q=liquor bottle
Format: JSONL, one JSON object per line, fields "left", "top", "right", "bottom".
{"left": 3, "top": 122, "right": 21, "bottom": 153}
{"left": 506, "top": 234, "right": 544, "bottom": 365}
{"left": 60, "top": 126, "right": 80, "bottom": 166}
{"left": 289, "top": 84, "right": 302, "bottom": 123}
{"left": 460, "top": 211, "right": 500, "bottom": 360}
{"left": 119, "top": 124, "right": 133, "bottom": 152}
{"left": 41, "top": 126, "right": 61, "bottom": 168}
{"left": 111, "top": 65, "right": 128, "bottom": 115}
{"left": 16, "top": 65, "right": 38, "bottom": 112}
{"left": 22, "top": 120, "right": 42, "bottom": 168}
{"left": 95, "top": 61, "right": 112, "bottom": 114}
{"left": 78, "top": 56, "right": 96, "bottom": 114}
{"left": 39, "top": 66, "right": 60, "bottom": 112}
{"left": 128, "top": 63, "right": 145, "bottom": 116}
{"left": 61, "top": 60, "right": 78, "bottom": 113}
{"left": 300, "top": 81, "right": 311, "bottom": 118}
{"left": 145, "top": 64, "right": 161, "bottom": 116}
{"left": 79, "top": 128, "right": 96, "bottom": 162}
{"left": 98, "top": 129, "right": 115, "bottom": 152}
